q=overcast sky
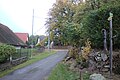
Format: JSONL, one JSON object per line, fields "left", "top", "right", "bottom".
{"left": 0, "top": 0, "right": 56, "bottom": 36}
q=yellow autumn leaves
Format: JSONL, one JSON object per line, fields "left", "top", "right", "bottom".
{"left": 81, "top": 39, "right": 91, "bottom": 60}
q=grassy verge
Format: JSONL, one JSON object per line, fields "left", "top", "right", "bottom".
{"left": 0, "top": 50, "right": 56, "bottom": 77}
{"left": 48, "top": 62, "right": 90, "bottom": 80}
{"left": 48, "top": 63, "right": 79, "bottom": 80}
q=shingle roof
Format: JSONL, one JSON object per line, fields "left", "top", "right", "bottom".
{"left": 0, "top": 23, "right": 26, "bottom": 46}
{"left": 15, "top": 33, "right": 29, "bottom": 43}
{"left": 39, "top": 35, "right": 46, "bottom": 41}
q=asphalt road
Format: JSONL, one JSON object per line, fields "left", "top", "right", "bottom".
{"left": 0, "top": 50, "right": 68, "bottom": 80}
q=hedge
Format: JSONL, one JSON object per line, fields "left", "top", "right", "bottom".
{"left": 0, "top": 44, "right": 16, "bottom": 63}
{"left": 82, "top": 4, "right": 120, "bottom": 49}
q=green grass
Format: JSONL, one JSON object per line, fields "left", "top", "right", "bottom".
{"left": 48, "top": 63, "right": 79, "bottom": 80}
{"left": 0, "top": 50, "right": 56, "bottom": 77}
{"left": 82, "top": 71, "right": 90, "bottom": 80}
{"left": 48, "top": 62, "right": 90, "bottom": 80}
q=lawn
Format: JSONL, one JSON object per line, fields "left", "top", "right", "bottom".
{"left": 48, "top": 62, "right": 90, "bottom": 80}
{"left": 0, "top": 50, "right": 56, "bottom": 77}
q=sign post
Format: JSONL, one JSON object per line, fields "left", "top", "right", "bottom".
{"left": 108, "top": 12, "right": 113, "bottom": 77}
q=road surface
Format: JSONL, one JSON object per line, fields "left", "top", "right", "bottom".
{"left": 0, "top": 50, "right": 67, "bottom": 80}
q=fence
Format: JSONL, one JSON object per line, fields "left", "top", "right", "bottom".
{"left": 0, "top": 47, "right": 45, "bottom": 72}
{"left": 12, "top": 48, "right": 31, "bottom": 60}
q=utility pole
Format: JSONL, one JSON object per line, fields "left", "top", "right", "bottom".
{"left": 48, "top": 27, "right": 50, "bottom": 51}
{"left": 32, "top": 9, "right": 34, "bottom": 43}
{"left": 108, "top": 12, "right": 113, "bottom": 77}
{"left": 31, "top": 9, "right": 34, "bottom": 58}
{"left": 48, "top": 18, "right": 51, "bottom": 51}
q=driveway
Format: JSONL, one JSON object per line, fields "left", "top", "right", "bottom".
{"left": 0, "top": 50, "right": 68, "bottom": 80}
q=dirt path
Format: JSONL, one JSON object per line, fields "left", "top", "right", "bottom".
{"left": 0, "top": 50, "right": 68, "bottom": 80}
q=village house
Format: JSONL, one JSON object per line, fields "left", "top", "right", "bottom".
{"left": 15, "top": 32, "right": 29, "bottom": 44}
{"left": 0, "top": 23, "right": 26, "bottom": 47}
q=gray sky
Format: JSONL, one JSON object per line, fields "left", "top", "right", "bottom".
{"left": 0, "top": 0, "right": 56, "bottom": 35}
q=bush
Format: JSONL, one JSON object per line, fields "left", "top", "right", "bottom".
{"left": 68, "top": 47, "right": 79, "bottom": 59}
{"left": 0, "top": 44, "right": 16, "bottom": 63}
{"left": 81, "top": 39, "right": 91, "bottom": 60}
{"left": 82, "top": 4, "right": 120, "bottom": 49}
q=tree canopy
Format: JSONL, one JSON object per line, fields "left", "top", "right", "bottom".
{"left": 46, "top": 0, "right": 120, "bottom": 48}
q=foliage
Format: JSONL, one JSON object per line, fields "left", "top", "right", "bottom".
{"left": 46, "top": 0, "right": 77, "bottom": 46}
{"left": 81, "top": 39, "right": 91, "bottom": 60}
{"left": 68, "top": 39, "right": 91, "bottom": 68}
{"left": 82, "top": 4, "right": 120, "bottom": 48}
{"left": 12, "top": 48, "right": 31, "bottom": 59}
{"left": 68, "top": 47, "right": 79, "bottom": 59}
{"left": 48, "top": 63, "right": 79, "bottom": 80}
{"left": 63, "top": 22, "right": 83, "bottom": 47}
{"left": 27, "top": 35, "right": 39, "bottom": 46}
{"left": 75, "top": 39, "right": 91, "bottom": 68}
{"left": 0, "top": 44, "right": 16, "bottom": 63}
{"left": 82, "top": 71, "right": 90, "bottom": 80}
{"left": 46, "top": 0, "right": 120, "bottom": 49}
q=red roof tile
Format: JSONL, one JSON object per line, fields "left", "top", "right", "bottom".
{"left": 15, "top": 33, "right": 29, "bottom": 43}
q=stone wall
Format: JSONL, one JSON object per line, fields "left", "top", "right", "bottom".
{"left": 0, "top": 56, "right": 28, "bottom": 72}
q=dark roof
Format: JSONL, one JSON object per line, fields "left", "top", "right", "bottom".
{"left": 39, "top": 35, "right": 46, "bottom": 41}
{"left": 0, "top": 23, "right": 26, "bottom": 46}
{"left": 15, "top": 33, "right": 29, "bottom": 43}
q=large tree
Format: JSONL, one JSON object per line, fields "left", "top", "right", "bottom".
{"left": 47, "top": 0, "right": 78, "bottom": 46}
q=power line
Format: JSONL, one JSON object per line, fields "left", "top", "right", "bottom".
{"left": 34, "top": 26, "right": 45, "bottom": 34}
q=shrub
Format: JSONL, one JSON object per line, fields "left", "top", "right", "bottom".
{"left": 81, "top": 39, "right": 91, "bottom": 60}
{"left": 82, "top": 4, "right": 120, "bottom": 49}
{"left": 0, "top": 44, "right": 16, "bottom": 63}
{"left": 77, "top": 39, "right": 91, "bottom": 68}
{"left": 68, "top": 47, "right": 79, "bottom": 59}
